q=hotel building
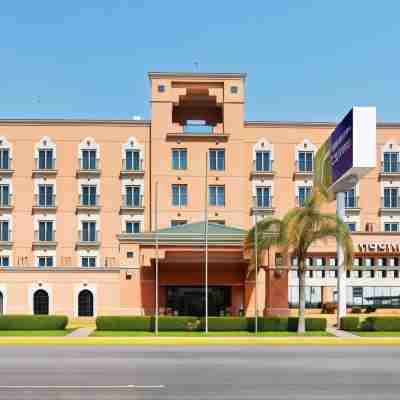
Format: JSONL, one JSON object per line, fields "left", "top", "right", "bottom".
{"left": 0, "top": 72, "right": 400, "bottom": 318}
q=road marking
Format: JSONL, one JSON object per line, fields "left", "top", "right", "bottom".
{"left": 0, "top": 385, "right": 165, "bottom": 390}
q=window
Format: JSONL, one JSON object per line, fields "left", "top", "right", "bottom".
{"left": 353, "top": 287, "right": 363, "bottom": 298}
{"left": 384, "top": 223, "right": 399, "bottom": 232}
{"left": 256, "top": 187, "right": 271, "bottom": 208}
{"left": 209, "top": 185, "right": 225, "bottom": 206}
{"left": 33, "top": 290, "right": 49, "bottom": 315}
{"left": 0, "top": 185, "right": 10, "bottom": 206}
{"left": 255, "top": 151, "right": 271, "bottom": 172}
{"left": 125, "top": 150, "right": 140, "bottom": 171}
{"left": 81, "top": 256, "right": 96, "bottom": 267}
{"left": 383, "top": 152, "right": 399, "bottom": 173}
{"left": 209, "top": 149, "right": 225, "bottom": 171}
{"left": 345, "top": 189, "right": 356, "bottom": 208}
{"left": 298, "top": 151, "right": 313, "bottom": 172}
{"left": 0, "top": 221, "right": 9, "bottom": 241}
{"left": 171, "top": 220, "right": 187, "bottom": 228}
{"left": 81, "top": 185, "right": 97, "bottom": 206}
{"left": 127, "top": 251, "right": 134, "bottom": 259}
{"left": 38, "top": 184, "right": 54, "bottom": 207}
{"left": 346, "top": 222, "right": 357, "bottom": 232}
{"left": 38, "top": 256, "right": 53, "bottom": 268}
{"left": 78, "top": 290, "right": 94, "bottom": 316}
{"left": 38, "top": 149, "right": 54, "bottom": 169}
{"left": 158, "top": 84, "right": 165, "bottom": 93}
{"left": 0, "top": 149, "right": 10, "bottom": 170}
{"left": 81, "top": 149, "right": 97, "bottom": 170}
{"left": 126, "top": 221, "right": 140, "bottom": 233}
{"left": 298, "top": 186, "right": 312, "bottom": 207}
{"left": 0, "top": 256, "right": 9, "bottom": 267}
{"left": 383, "top": 187, "right": 399, "bottom": 208}
{"left": 125, "top": 186, "right": 141, "bottom": 207}
{"left": 230, "top": 85, "right": 238, "bottom": 94}
{"left": 38, "top": 221, "right": 54, "bottom": 241}
{"left": 172, "top": 149, "right": 187, "bottom": 170}
{"left": 81, "top": 221, "right": 97, "bottom": 242}
{"left": 172, "top": 184, "right": 187, "bottom": 207}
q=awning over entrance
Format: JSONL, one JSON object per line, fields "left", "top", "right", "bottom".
{"left": 118, "top": 221, "right": 247, "bottom": 246}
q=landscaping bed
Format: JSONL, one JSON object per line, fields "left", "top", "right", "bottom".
{"left": 341, "top": 316, "right": 400, "bottom": 335}
{"left": 95, "top": 316, "right": 328, "bottom": 334}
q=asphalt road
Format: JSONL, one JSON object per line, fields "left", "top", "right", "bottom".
{"left": 0, "top": 345, "right": 399, "bottom": 399}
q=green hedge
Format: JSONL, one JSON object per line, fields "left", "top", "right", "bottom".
{"left": 157, "top": 317, "right": 201, "bottom": 331}
{"left": 247, "top": 317, "right": 289, "bottom": 332}
{"left": 288, "top": 317, "right": 327, "bottom": 331}
{"left": 340, "top": 316, "right": 360, "bottom": 331}
{"left": 0, "top": 315, "right": 68, "bottom": 330}
{"left": 96, "top": 316, "right": 152, "bottom": 331}
{"left": 362, "top": 317, "right": 400, "bottom": 332}
{"left": 207, "top": 317, "right": 248, "bottom": 331}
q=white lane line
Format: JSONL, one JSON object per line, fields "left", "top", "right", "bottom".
{"left": 0, "top": 385, "right": 165, "bottom": 390}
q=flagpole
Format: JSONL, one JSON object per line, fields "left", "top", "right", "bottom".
{"left": 204, "top": 152, "right": 209, "bottom": 334}
{"left": 155, "top": 181, "right": 159, "bottom": 336}
{"left": 254, "top": 212, "right": 258, "bottom": 334}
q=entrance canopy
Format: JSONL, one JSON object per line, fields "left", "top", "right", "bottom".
{"left": 118, "top": 221, "right": 247, "bottom": 246}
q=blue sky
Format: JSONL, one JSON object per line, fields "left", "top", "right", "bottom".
{"left": 1, "top": 1, "right": 399, "bottom": 122}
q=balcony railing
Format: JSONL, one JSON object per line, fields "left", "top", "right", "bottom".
{"left": 296, "top": 196, "right": 311, "bottom": 208}
{"left": 77, "top": 159, "right": 100, "bottom": 172}
{"left": 381, "top": 197, "right": 400, "bottom": 209}
{"left": 0, "top": 159, "right": 13, "bottom": 173}
{"left": 34, "top": 158, "right": 56, "bottom": 171}
{"left": 252, "top": 195, "right": 273, "bottom": 209}
{"left": 252, "top": 160, "right": 273, "bottom": 174}
{"left": 0, "top": 194, "right": 12, "bottom": 208}
{"left": 381, "top": 161, "right": 400, "bottom": 174}
{"left": 79, "top": 194, "right": 100, "bottom": 207}
{"left": 0, "top": 230, "right": 12, "bottom": 242}
{"left": 34, "top": 194, "right": 56, "bottom": 208}
{"left": 34, "top": 230, "right": 56, "bottom": 242}
{"left": 121, "top": 194, "right": 144, "bottom": 209}
{"left": 78, "top": 230, "right": 100, "bottom": 243}
{"left": 295, "top": 161, "right": 314, "bottom": 174}
{"left": 345, "top": 196, "right": 360, "bottom": 209}
{"left": 122, "top": 158, "right": 144, "bottom": 172}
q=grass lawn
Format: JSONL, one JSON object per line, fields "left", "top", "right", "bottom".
{"left": 0, "top": 329, "right": 74, "bottom": 337}
{"left": 91, "top": 330, "right": 332, "bottom": 337}
{"left": 353, "top": 331, "right": 400, "bottom": 337}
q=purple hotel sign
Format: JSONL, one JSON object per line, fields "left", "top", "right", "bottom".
{"left": 330, "top": 109, "right": 353, "bottom": 184}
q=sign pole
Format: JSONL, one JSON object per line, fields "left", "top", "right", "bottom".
{"left": 155, "top": 181, "right": 159, "bottom": 336}
{"left": 204, "top": 152, "right": 209, "bottom": 334}
{"left": 336, "top": 191, "right": 347, "bottom": 327}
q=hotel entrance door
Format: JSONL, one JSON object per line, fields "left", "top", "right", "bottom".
{"left": 166, "top": 286, "right": 231, "bottom": 316}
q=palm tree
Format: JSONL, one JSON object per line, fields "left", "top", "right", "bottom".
{"left": 245, "top": 189, "right": 353, "bottom": 333}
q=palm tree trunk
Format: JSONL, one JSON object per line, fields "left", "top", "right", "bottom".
{"left": 298, "top": 260, "right": 306, "bottom": 334}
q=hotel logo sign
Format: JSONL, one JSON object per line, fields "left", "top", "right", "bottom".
{"left": 358, "top": 243, "right": 400, "bottom": 253}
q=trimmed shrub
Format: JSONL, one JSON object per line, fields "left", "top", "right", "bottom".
{"left": 256, "top": 317, "right": 289, "bottom": 332}
{"left": 158, "top": 317, "right": 201, "bottom": 331}
{"left": 362, "top": 317, "right": 400, "bottom": 332}
{"left": 340, "top": 316, "right": 359, "bottom": 331}
{"left": 207, "top": 317, "right": 248, "bottom": 331}
{"left": 0, "top": 315, "right": 68, "bottom": 331}
{"left": 321, "top": 302, "right": 337, "bottom": 314}
{"left": 351, "top": 307, "right": 362, "bottom": 314}
{"left": 288, "top": 317, "right": 327, "bottom": 331}
{"left": 96, "top": 316, "right": 152, "bottom": 331}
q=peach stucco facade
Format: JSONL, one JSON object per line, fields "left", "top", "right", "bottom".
{"left": 1, "top": 71, "right": 400, "bottom": 317}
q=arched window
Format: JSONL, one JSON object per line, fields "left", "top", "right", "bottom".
{"left": 78, "top": 290, "right": 94, "bottom": 317}
{"left": 0, "top": 291, "right": 3, "bottom": 315}
{"left": 33, "top": 289, "right": 49, "bottom": 315}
